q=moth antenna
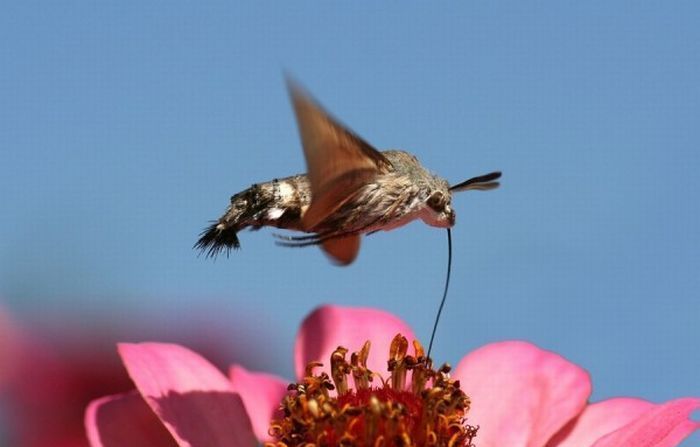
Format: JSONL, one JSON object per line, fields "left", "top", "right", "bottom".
{"left": 449, "top": 171, "right": 502, "bottom": 192}
{"left": 427, "top": 228, "right": 452, "bottom": 362}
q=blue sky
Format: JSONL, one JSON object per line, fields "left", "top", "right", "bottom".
{"left": 1, "top": 2, "right": 698, "bottom": 442}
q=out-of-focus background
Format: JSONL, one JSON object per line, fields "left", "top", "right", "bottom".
{"left": 1, "top": 3, "right": 698, "bottom": 446}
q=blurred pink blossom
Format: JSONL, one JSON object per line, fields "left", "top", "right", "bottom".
{"left": 0, "top": 306, "right": 248, "bottom": 447}
{"left": 85, "top": 305, "right": 699, "bottom": 447}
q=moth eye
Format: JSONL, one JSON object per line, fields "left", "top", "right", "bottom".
{"left": 427, "top": 191, "right": 445, "bottom": 210}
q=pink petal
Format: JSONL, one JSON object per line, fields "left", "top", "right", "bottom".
{"left": 85, "top": 391, "right": 177, "bottom": 447}
{"left": 591, "top": 397, "right": 700, "bottom": 447}
{"left": 118, "top": 343, "right": 256, "bottom": 447}
{"left": 453, "top": 341, "right": 591, "bottom": 447}
{"left": 294, "top": 305, "right": 416, "bottom": 381}
{"left": 229, "top": 364, "right": 288, "bottom": 443}
{"left": 547, "top": 398, "right": 654, "bottom": 447}
{"left": 0, "top": 307, "right": 25, "bottom": 388}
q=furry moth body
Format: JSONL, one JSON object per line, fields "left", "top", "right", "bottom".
{"left": 196, "top": 79, "right": 501, "bottom": 265}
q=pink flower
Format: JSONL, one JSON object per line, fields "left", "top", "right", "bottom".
{"left": 1, "top": 307, "right": 133, "bottom": 447}
{"left": 85, "top": 305, "right": 699, "bottom": 447}
{"left": 0, "top": 305, "right": 244, "bottom": 447}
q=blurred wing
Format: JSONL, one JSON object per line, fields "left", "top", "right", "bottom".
{"left": 287, "top": 77, "right": 392, "bottom": 232}
{"left": 322, "top": 235, "right": 361, "bottom": 265}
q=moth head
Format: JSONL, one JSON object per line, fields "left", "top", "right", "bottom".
{"left": 421, "top": 171, "right": 502, "bottom": 228}
{"left": 421, "top": 184, "right": 456, "bottom": 228}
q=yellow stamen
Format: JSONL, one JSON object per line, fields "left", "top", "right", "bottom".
{"left": 265, "top": 334, "right": 478, "bottom": 447}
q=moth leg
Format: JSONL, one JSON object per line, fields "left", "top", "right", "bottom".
{"left": 275, "top": 238, "right": 323, "bottom": 248}
{"left": 274, "top": 229, "right": 352, "bottom": 248}
{"left": 274, "top": 228, "right": 362, "bottom": 248}
{"left": 271, "top": 226, "right": 348, "bottom": 244}
{"left": 274, "top": 213, "right": 385, "bottom": 248}
{"left": 271, "top": 233, "right": 321, "bottom": 241}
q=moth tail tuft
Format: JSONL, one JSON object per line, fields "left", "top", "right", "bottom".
{"left": 194, "top": 222, "right": 241, "bottom": 258}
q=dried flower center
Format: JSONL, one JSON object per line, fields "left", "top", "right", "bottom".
{"left": 266, "top": 334, "right": 477, "bottom": 447}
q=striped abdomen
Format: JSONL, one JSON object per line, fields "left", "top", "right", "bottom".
{"left": 195, "top": 174, "right": 311, "bottom": 257}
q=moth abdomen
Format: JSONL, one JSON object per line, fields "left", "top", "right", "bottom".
{"left": 195, "top": 175, "right": 311, "bottom": 258}
{"left": 194, "top": 185, "right": 267, "bottom": 258}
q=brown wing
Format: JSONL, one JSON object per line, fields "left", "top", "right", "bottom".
{"left": 322, "top": 235, "right": 361, "bottom": 265}
{"left": 286, "top": 77, "right": 392, "bottom": 263}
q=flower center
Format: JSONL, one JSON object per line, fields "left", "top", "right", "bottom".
{"left": 266, "top": 334, "right": 477, "bottom": 447}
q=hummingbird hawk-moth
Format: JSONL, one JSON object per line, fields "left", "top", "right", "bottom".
{"left": 195, "top": 78, "right": 501, "bottom": 265}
